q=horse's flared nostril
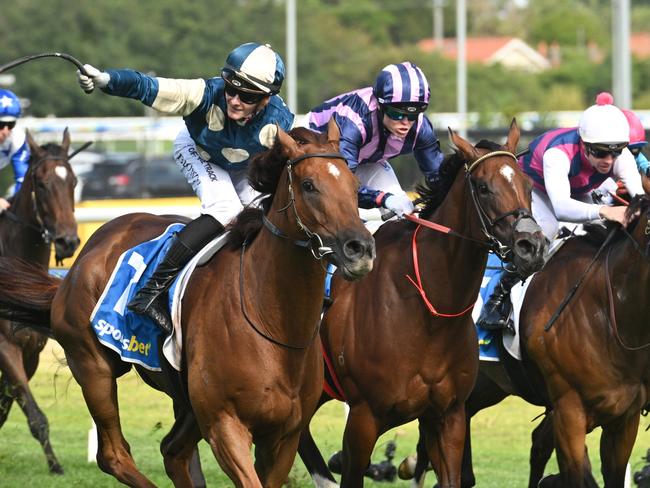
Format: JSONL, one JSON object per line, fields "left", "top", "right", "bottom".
{"left": 343, "top": 239, "right": 375, "bottom": 261}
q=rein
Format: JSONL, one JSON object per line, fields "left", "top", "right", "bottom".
{"left": 241, "top": 150, "right": 347, "bottom": 349}
{"left": 405, "top": 149, "right": 529, "bottom": 318}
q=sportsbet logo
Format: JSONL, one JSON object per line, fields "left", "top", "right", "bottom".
{"left": 94, "top": 319, "right": 152, "bottom": 356}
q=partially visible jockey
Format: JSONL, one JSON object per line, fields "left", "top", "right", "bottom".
{"left": 0, "top": 89, "right": 30, "bottom": 213}
{"left": 622, "top": 108, "right": 648, "bottom": 175}
{"left": 306, "top": 62, "right": 444, "bottom": 219}
{"left": 77, "top": 42, "right": 294, "bottom": 334}
{"left": 478, "top": 92, "right": 643, "bottom": 331}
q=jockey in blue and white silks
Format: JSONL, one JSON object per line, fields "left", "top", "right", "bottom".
{"left": 0, "top": 89, "right": 29, "bottom": 210}
{"left": 77, "top": 42, "right": 294, "bottom": 335}
{"left": 307, "top": 62, "right": 444, "bottom": 217}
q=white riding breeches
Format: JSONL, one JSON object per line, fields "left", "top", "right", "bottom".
{"left": 173, "top": 128, "right": 260, "bottom": 225}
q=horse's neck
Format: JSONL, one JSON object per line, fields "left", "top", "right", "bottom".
{"left": 608, "top": 238, "right": 650, "bottom": 342}
{"left": 1, "top": 183, "right": 49, "bottom": 263}
{"left": 417, "top": 175, "right": 489, "bottom": 304}
{"left": 242, "top": 213, "right": 326, "bottom": 344}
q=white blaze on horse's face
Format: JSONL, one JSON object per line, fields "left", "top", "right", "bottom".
{"left": 499, "top": 165, "right": 515, "bottom": 186}
{"left": 327, "top": 162, "right": 341, "bottom": 179}
{"left": 55, "top": 166, "right": 68, "bottom": 180}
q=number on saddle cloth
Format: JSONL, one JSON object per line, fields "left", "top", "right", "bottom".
{"left": 474, "top": 253, "right": 507, "bottom": 361}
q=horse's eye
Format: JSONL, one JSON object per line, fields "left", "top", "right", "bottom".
{"left": 302, "top": 180, "right": 315, "bottom": 192}
{"left": 478, "top": 183, "right": 490, "bottom": 195}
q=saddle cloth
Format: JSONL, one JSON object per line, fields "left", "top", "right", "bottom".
{"left": 90, "top": 223, "right": 228, "bottom": 371}
{"left": 476, "top": 225, "right": 580, "bottom": 361}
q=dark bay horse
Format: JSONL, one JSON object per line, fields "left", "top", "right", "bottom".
{"left": 0, "top": 129, "right": 79, "bottom": 474}
{"left": 407, "top": 199, "right": 650, "bottom": 488}
{"left": 0, "top": 122, "right": 375, "bottom": 487}
{"left": 298, "top": 120, "right": 548, "bottom": 487}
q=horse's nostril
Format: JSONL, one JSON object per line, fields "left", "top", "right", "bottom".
{"left": 343, "top": 239, "right": 374, "bottom": 260}
{"left": 515, "top": 239, "right": 535, "bottom": 258}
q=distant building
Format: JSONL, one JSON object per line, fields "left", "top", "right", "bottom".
{"left": 418, "top": 36, "right": 551, "bottom": 73}
{"left": 631, "top": 32, "right": 650, "bottom": 59}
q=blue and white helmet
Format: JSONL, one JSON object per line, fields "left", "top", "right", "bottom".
{"left": 373, "top": 62, "right": 430, "bottom": 113}
{"left": 221, "top": 42, "right": 285, "bottom": 95}
{"left": 0, "top": 89, "right": 21, "bottom": 121}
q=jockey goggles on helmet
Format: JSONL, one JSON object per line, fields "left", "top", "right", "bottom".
{"left": 222, "top": 71, "right": 268, "bottom": 104}
{"left": 585, "top": 141, "right": 628, "bottom": 159}
{"left": 382, "top": 103, "right": 426, "bottom": 122}
{"left": 0, "top": 121, "right": 16, "bottom": 130}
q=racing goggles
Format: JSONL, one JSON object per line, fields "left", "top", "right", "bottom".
{"left": 223, "top": 83, "right": 266, "bottom": 104}
{"left": 0, "top": 121, "right": 16, "bottom": 130}
{"left": 383, "top": 105, "right": 423, "bottom": 122}
{"left": 585, "top": 142, "right": 628, "bottom": 159}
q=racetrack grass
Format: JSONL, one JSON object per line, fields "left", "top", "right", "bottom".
{"left": 1, "top": 342, "right": 649, "bottom": 487}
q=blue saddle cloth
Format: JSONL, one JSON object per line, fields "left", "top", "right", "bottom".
{"left": 476, "top": 253, "right": 506, "bottom": 361}
{"left": 90, "top": 223, "right": 186, "bottom": 371}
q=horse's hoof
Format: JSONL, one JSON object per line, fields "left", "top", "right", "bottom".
{"left": 538, "top": 473, "right": 560, "bottom": 487}
{"left": 397, "top": 454, "right": 416, "bottom": 480}
{"left": 49, "top": 464, "right": 64, "bottom": 475}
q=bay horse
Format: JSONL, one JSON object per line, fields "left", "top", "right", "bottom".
{"left": 407, "top": 199, "right": 650, "bottom": 488}
{"left": 0, "top": 129, "right": 78, "bottom": 474}
{"left": 298, "top": 120, "right": 548, "bottom": 488}
{"left": 0, "top": 122, "right": 375, "bottom": 487}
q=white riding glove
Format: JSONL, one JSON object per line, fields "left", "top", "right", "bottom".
{"left": 77, "top": 64, "right": 110, "bottom": 94}
{"left": 384, "top": 193, "right": 414, "bottom": 217}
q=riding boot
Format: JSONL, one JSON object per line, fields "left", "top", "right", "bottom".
{"left": 127, "top": 214, "right": 225, "bottom": 334}
{"left": 476, "top": 266, "right": 521, "bottom": 332}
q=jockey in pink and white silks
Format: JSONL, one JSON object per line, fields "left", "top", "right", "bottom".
{"left": 478, "top": 92, "right": 643, "bottom": 332}
{"left": 306, "top": 62, "right": 444, "bottom": 218}
{"left": 519, "top": 92, "right": 643, "bottom": 241}
{"left": 77, "top": 42, "right": 294, "bottom": 335}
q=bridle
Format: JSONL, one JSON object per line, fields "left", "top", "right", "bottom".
{"left": 262, "top": 151, "right": 348, "bottom": 261}
{"left": 4, "top": 153, "right": 70, "bottom": 245}
{"left": 241, "top": 150, "right": 349, "bottom": 350}
{"left": 465, "top": 150, "right": 535, "bottom": 260}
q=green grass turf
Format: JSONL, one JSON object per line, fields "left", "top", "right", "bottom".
{"left": 0, "top": 342, "right": 648, "bottom": 487}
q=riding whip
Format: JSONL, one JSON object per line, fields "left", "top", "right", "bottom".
{"left": 0, "top": 52, "right": 89, "bottom": 76}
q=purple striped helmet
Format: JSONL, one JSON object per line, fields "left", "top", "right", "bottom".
{"left": 373, "top": 62, "right": 430, "bottom": 113}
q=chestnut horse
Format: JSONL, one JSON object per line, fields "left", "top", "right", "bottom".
{"left": 407, "top": 199, "right": 650, "bottom": 488}
{"left": 0, "top": 129, "right": 78, "bottom": 474}
{"left": 298, "top": 121, "right": 548, "bottom": 487}
{"left": 0, "top": 123, "right": 375, "bottom": 487}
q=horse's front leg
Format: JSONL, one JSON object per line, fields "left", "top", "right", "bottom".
{"left": 255, "top": 430, "right": 303, "bottom": 488}
{"left": 528, "top": 413, "right": 555, "bottom": 488}
{"left": 160, "top": 405, "right": 204, "bottom": 488}
{"left": 551, "top": 392, "right": 590, "bottom": 488}
{"left": 0, "top": 335, "right": 63, "bottom": 474}
{"left": 339, "top": 402, "right": 380, "bottom": 488}
{"left": 203, "top": 412, "right": 261, "bottom": 488}
{"left": 600, "top": 412, "right": 640, "bottom": 488}
{"left": 420, "top": 404, "right": 466, "bottom": 488}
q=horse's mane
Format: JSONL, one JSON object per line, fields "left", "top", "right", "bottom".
{"left": 417, "top": 139, "right": 502, "bottom": 219}
{"left": 226, "top": 128, "right": 329, "bottom": 248}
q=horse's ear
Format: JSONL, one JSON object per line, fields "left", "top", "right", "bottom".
{"left": 448, "top": 127, "right": 479, "bottom": 161}
{"left": 327, "top": 116, "right": 341, "bottom": 150}
{"left": 276, "top": 125, "right": 300, "bottom": 159}
{"left": 61, "top": 127, "right": 71, "bottom": 154}
{"left": 505, "top": 118, "right": 520, "bottom": 154}
{"left": 25, "top": 130, "right": 44, "bottom": 160}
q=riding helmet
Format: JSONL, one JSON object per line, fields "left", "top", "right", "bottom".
{"left": 621, "top": 108, "right": 648, "bottom": 149}
{"left": 0, "top": 89, "right": 21, "bottom": 121}
{"left": 578, "top": 92, "right": 629, "bottom": 145}
{"left": 373, "top": 62, "right": 430, "bottom": 114}
{"left": 221, "top": 43, "right": 285, "bottom": 95}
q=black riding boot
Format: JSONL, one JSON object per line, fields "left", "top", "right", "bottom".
{"left": 127, "top": 214, "right": 225, "bottom": 334}
{"left": 476, "top": 266, "right": 521, "bottom": 332}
